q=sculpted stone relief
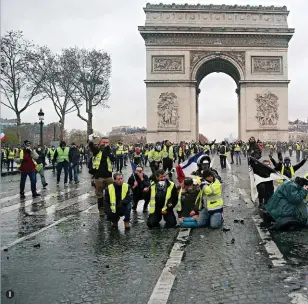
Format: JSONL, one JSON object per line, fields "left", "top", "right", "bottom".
{"left": 252, "top": 57, "right": 282, "bottom": 73}
{"left": 190, "top": 51, "right": 246, "bottom": 74}
{"left": 157, "top": 92, "right": 179, "bottom": 129}
{"left": 152, "top": 56, "right": 184, "bottom": 73}
{"left": 144, "top": 34, "right": 289, "bottom": 48}
{"left": 255, "top": 92, "right": 279, "bottom": 126}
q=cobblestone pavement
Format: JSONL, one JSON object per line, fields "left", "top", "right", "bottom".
{"left": 1, "top": 154, "right": 308, "bottom": 304}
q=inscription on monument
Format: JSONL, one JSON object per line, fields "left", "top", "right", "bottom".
{"left": 152, "top": 56, "right": 184, "bottom": 73}
{"left": 252, "top": 56, "right": 282, "bottom": 74}
{"left": 157, "top": 92, "right": 179, "bottom": 129}
{"left": 255, "top": 92, "right": 279, "bottom": 126}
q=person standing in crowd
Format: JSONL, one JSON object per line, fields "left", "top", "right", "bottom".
{"left": 133, "top": 146, "right": 142, "bottom": 166}
{"left": 1, "top": 146, "right": 7, "bottom": 172}
{"left": 177, "top": 142, "right": 186, "bottom": 164}
{"left": 53, "top": 141, "right": 70, "bottom": 186}
{"left": 69, "top": 142, "right": 80, "bottom": 184}
{"left": 219, "top": 141, "right": 228, "bottom": 169}
{"left": 148, "top": 142, "right": 163, "bottom": 174}
{"left": 147, "top": 169, "right": 178, "bottom": 228}
{"left": 230, "top": 142, "right": 235, "bottom": 164}
{"left": 19, "top": 140, "right": 40, "bottom": 199}
{"left": 115, "top": 141, "right": 125, "bottom": 173}
{"left": 35, "top": 145, "right": 48, "bottom": 189}
{"left": 128, "top": 165, "right": 151, "bottom": 213}
{"left": 88, "top": 135, "right": 114, "bottom": 217}
{"left": 162, "top": 140, "right": 175, "bottom": 176}
{"left": 104, "top": 172, "right": 132, "bottom": 229}
{"left": 248, "top": 136, "right": 262, "bottom": 159}
{"left": 234, "top": 141, "right": 242, "bottom": 165}
{"left": 47, "top": 145, "right": 56, "bottom": 172}
{"left": 7, "top": 146, "right": 15, "bottom": 171}
{"left": 295, "top": 141, "right": 301, "bottom": 162}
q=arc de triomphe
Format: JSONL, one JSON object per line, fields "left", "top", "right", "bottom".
{"left": 138, "top": 3, "right": 294, "bottom": 143}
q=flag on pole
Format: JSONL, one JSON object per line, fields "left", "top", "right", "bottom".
{"left": 0, "top": 132, "right": 6, "bottom": 142}
{"left": 248, "top": 157, "right": 287, "bottom": 201}
{"left": 175, "top": 151, "right": 205, "bottom": 183}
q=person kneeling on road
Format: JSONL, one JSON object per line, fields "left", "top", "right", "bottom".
{"left": 197, "top": 169, "right": 224, "bottom": 229}
{"left": 147, "top": 169, "right": 178, "bottom": 228}
{"left": 128, "top": 165, "right": 150, "bottom": 213}
{"left": 177, "top": 177, "right": 203, "bottom": 228}
{"left": 265, "top": 176, "right": 308, "bottom": 230}
{"left": 104, "top": 173, "right": 132, "bottom": 229}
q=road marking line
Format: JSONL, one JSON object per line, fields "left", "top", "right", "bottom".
{"left": 28, "top": 193, "right": 91, "bottom": 215}
{"left": 1, "top": 182, "right": 88, "bottom": 214}
{"left": 252, "top": 216, "right": 286, "bottom": 267}
{"left": 237, "top": 184, "right": 286, "bottom": 268}
{"left": 1, "top": 201, "right": 96, "bottom": 251}
{"left": 147, "top": 228, "right": 191, "bottom": 304}
{"left": 0, "top": 181, "right": 88, "bottom": 205}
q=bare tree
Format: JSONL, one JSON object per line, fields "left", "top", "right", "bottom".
{"left": 30, "top": 47, "right": 80, "bottom": 140}
{"left": 0, "top": 31, "right": 46, "bottom": 143}
{"left": 69, "top": 48, "right": 111, "bottom": 136}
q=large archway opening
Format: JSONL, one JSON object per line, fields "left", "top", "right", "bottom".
{"left": 194, "top": 57, "right": 242, "bottom": 141}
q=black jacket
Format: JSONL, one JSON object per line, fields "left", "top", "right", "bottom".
{"left": 128, "top": 173, "right": 150, "bottom": 197}
{"left": 88, "top": 142, "right": 115, "bottom": 178}
{"left": 270, "top": 157, "right": 306, "bottom": 178}
{"left": 69, "top": 146, "right": 80, "bottom": 165}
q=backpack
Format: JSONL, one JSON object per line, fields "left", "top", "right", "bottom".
{"left": 219, "top": 146, "right": 226, "bottom": 154}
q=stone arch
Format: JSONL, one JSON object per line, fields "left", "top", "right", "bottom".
{"left": 191, "top": 53, "right": 245, "bottom": 85}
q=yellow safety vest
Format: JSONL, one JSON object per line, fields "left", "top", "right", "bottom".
{"left": 204, "top": 145, "right": 210, "bottom": 152}
{"left": 234, "top": 145, "right": 241, "bottom": 152}
{"left": 116, "top": 145, "right": 124, "bottom": 155}
{"left": 148, "top": 150, "right": 163, "bottom": 163}
{"left": 107, "top": 183, "right": 129, "bottom": 213}
{"left": 8, "top": 150, "right": 15, "bottom": 159}
{"left": 123, "top": 148, "right": 129, "bottom": 155}
{"left": 203, "top": 179, "right": 223, "bottom": 212}
{"left": 162, "top": 145, "right": 174, "bottom": 160}
{"left": 92, "top": 151, "right": 112, "bottom": 172}
{"left": 178, "top": 147, "right": 183, "bottom": 157}
{"left": 277, "top": 165, "right": 295, "bottom": 185}
{"left": 56, "top": 147, "right": 69, "bottom": 163}
{"left": 144, "top": 150, "right": 149, "bottom": 156}
{"left": 49, "top": 148, "right": 55, "bottom": 158}
{"left": 176, "top": 188, "right": 203, "bottom": 212}
{"left": 2, "top": 149, "right": 7, "bottom": 159}
{"left": 296, "top": 144, "right": 301, "bottom": 151}
{"left": 149, "top": 182, "right": 175, "bottom": 214}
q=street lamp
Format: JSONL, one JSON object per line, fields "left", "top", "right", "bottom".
{"left": 38, "top": 108, "right": 44, "bottom": 146}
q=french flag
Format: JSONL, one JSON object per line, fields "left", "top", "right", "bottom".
{"left": 0, "top": 132, "right": 6, "bottom": 142}
{"left": 175, "top": 151, "right": 205, "bottom": 184}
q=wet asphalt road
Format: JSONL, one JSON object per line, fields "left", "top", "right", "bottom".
{"left": 1, "top": 154, "right": 308, "bottom": 304}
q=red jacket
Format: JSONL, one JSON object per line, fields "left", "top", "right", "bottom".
{"left": 20, "top": 149, "right": 36, "bottom": 173}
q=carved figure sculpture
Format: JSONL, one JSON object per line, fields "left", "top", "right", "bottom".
{"left": 157, "top": 92, "right": 179, "bottom": 128}
{"left": 255, "top": 92, "right": 279, "bottom": 126}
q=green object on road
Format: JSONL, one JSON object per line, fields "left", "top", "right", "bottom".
{"left": 265, "top": 180, "right": 308, "bottom": 226}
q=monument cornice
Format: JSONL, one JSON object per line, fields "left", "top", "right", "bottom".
{"left": 138, "top": 26, "right": 295, "bottom": 35}
{"left": 141, "top": 33, "right": 292, "bottom": 47}
{"left": 144, "top": 3, "right": 289, "bottom": 14}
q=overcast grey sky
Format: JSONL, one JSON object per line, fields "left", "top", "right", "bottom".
{"left": 1, "top": 0, "right": 307, "bottom": 140}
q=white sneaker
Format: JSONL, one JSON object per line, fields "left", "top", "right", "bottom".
{"left": 64, "top": 183, "right": 68, "bottom": 187}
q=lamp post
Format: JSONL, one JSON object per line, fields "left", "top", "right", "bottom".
{"left": 38, "top": 108, "right": 44, "bottom": 146}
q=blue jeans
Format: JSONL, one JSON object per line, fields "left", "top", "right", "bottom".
{"left": 106, "top": 203, "right": 132, "bottom": 222}
{"left": 69, "top": 164, "right": 79, "bottom": 182}
{"left": 197, "top": 208, "right": 223, "bottom": 229}
{"left": 20, "top": 171, "right": 37, "bottom": 195}
{"left": 57, "top": 161, "right": 69, "bottom": 183}
{"left": 235, "top": 151, "right": 241, "bottom": 164}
